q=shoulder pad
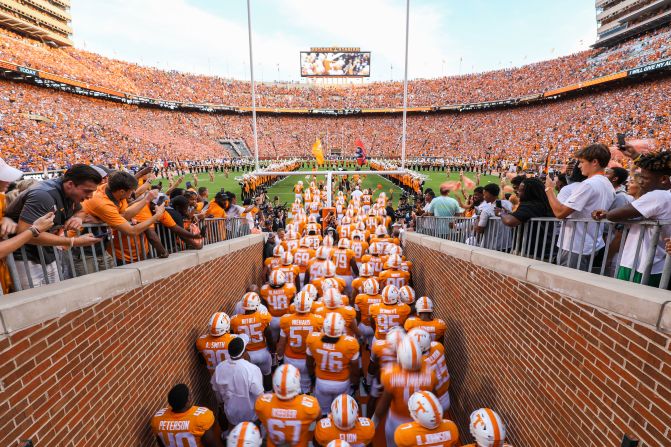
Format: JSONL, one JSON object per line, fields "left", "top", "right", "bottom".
{"left": 259, "top": 393, "right": 273, "bottom": 403}
{"left": 357, "top": 417, "right": 372, "bottom": 426}
{"left": 154, "top": 407, "right": 168, "bottom": 417}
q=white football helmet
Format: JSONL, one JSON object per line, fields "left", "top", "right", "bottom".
{"left": 316, "top": 246, "right": 330, "bottom": 260}
{"left": 359, "top": 262, "right": 374, "bottom": 278}
{"left": 381, "top": 285, "right": 399, "bottom": 305}
{"left": 272, "top": 245, "right": 285, "bottom": 257}
{"left": 323, "top": 235, "right": 334, "bottom": 247}
{"left": 338, "top": 238, "right": 351, "bottom": 249}
{"left": 386, "top": 244, "right": 402, "bottom": 256}
{"left": 323, "top": 289, "right": 342, "bottom": 309}
{"left": 409, "top": 391, "right": 443, "bottom": 429}
{"left": 321, "top": 277, "right": 340, "bottom": 293}
{"left": 375, "top": 225, "right": 387, "bottom": 237}
{"left": 269, "top": 270, "right": 287, "bottom": 287}
{"left": 294, "top": 291, "right": 313, "bottom": 314}
{"left": 386, "top": 326, "right": 406, "bottom": 351}
{"left": 386, "top": 254, "right": 402, "bottom": 270}
{"left": 281, "top": 252, "right": 293, "bottom": 266}
{"left": 397, "top": 336, "right": 422, "bottom": 371}
{"left": 341, "top": 216, "right": 352, "bottom": 225}
{"left": 323, "top": 312, "right": 345, "bottom": 337}
{"left": 273, "top": 364, "right": 302, "bottom": 400}
{"left": 321, "top": 261, "right": 337, "bottom": 278}
{"left": 241, "top": 292, "right": 261, "bottom": 311}
{"left": 408, "top": 328, "right": 432, "bottom": 354}
{"left": 208, "top": 312, "right": 230, "bottom": 337}
{"left": 399, "top": 285, "right": 416, "bottom": 305}
{"left": 331, "top": 394, "right": 359, "bottom": 431}
{"left": 469, "top": 408, "right": 506, "bottom": 447}
{"left": 326, "top": 441, "right": 351, "bottom": 447}
{"left": 302, "top": 283, "right": 318, "bottom": 300}
{"left": 363, "top": 278, "right": 380, "bottom": 296}
{"left": 368, "top": 242, "right": 381, "bottom": 256}
{"left": 416, "top": 296, "right": 434, "bottom": 313}
{"left": 227, "top": 422, "right": 262, "bottom": 447}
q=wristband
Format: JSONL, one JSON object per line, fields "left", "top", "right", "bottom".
{"left": 29, "top": 226, "right": 40, "bottom": 237}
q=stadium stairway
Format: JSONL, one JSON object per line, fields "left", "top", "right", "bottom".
{"left": 1, "top": 232, "right": 671, "bottom": 446}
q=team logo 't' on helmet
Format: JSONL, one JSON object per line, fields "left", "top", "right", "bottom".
{"left": 227, "top": 422, "right": 262, "bottom": 447}
{"left": 397, "top": 336, "right": 422, "bottom": 371}
{"left": 269, "top": 270, "right": 287, "bottom": 287}
{"left": 469, "top": 408, "right": 506, "bottom": 447}
{"left": 408, "top": 328, "right": 432, "bottom": 354}
{"left": 302, "top": 283, "right": 318, "bottom": 300}
{"left": 363, "top": 278, "right": 380, "bottom": 296}
{"left": 381, "top": 285, "right": 400, "bottom": 305}
{"left": 208, "top": 312, "right": 230, "bottom": 337}
{"left": 409, "top": 391, "right": 443, "bottom": 430}
{"left": 294, "top": 291, "right": 313, "bottom": 313}
{"left": 399, "top": 285, "right": 416, "bottom": 305}
{"left": 331, "top": 394, "right": 359, "bottom": 431}
{"left": 272, "top": 245, "right": 284, "bottom": 257}
{"left": 242, "top": 292, "right": 261, "bottom": 311}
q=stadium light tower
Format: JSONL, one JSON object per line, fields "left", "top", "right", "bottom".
{"left": 246, "top": 0, "right": 260, "bottom": 170}
{"left": 400, "top": 0, "right": 410, "bottom": 170}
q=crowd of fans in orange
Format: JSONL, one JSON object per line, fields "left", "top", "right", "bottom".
{"left": 1, "top": 24, "right": 670, "bottom": 109}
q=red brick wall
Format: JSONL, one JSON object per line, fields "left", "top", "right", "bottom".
{"left": 405, "top": 240, "right": 671, "bottom": 447}
{"left": 0, "top": 244, "right": 263, "bottom": 447}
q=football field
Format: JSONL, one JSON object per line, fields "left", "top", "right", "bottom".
{"left": 163, "top": 167, "right": 500, "bottom": 206}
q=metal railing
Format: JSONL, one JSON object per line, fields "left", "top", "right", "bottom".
{"left": 0, "top": 218, "right": 250, "bottom": 295}
{"left": 416, "top": 216, "right": 671, "bottom": 290}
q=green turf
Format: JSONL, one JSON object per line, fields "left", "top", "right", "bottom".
{"left": 156, "top": 167, "right": 500, "bottom": 206}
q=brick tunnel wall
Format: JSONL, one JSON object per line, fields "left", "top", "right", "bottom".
{"left": 0, "top": 243, "right": 263, "bottom": 447}
{"left": 404, "top": 239, "right": 671, "bottom": 447}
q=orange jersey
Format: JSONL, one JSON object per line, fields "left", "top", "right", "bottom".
{"left": 284, "top": 239, "right": 300, "bottom": 253}
{"left": 289, "top": 301, "right": 325, "bottom": 316}
{"left": 311, "top": 276, "right": 346, "bottom": 297}
{"left": 360, "top": 255, "right": 384, "bottom": 277}
{"left": 354, "top": 293, "right": 383, "bottom": 326}
{"left": 151, "top": 406, "right": 214, "bottom": 447}
{"left": 260, "top": 284, "right": 297, "bottom": 317}
{"left": 369, "top": 302, "right": 411, "bottom": 339}
{"left": 265, "top": 256, "right": 282, "bottom": 271}
{"left": 306, "top": 333, "right": 360, "bottom": 381}
{"left": 404, "top": 317, "right": 447, "bottom": 342}
{"left": 381, "top": 364, "right": 437, "bottom": 417}
{"left": 401, "top": 260, "right": 413, "bottom": 273}
{"left": 337, "top": 224, "right": 354, "bottom": 240}
{"left": 423, "top": 342, "right": 450, "bottom": 396}
{"left": 307, "top": 258, "right": 327, "bottom": 281}
{"left": 371, "top": 339, "right": 397, "bottom": 368}
{"left": 274, "top": 264, "right": 301, "bottom": 286}
{"left": 230, "top": 311, "right": 272, "bottom": 351}
{"left": 332, "top": 248, "right": 356, "bottom": 276}
{"left": 304, "top": 235, "right": 322, "bottom": 250}
{"left": 394, "top": 420, "right": 460, "bottom": 447}
{"left": 294, "top": 184, "right": 303, "bottom": 194}
{"left": 194, "top": 333, "right": 236, "bottom": 373}
{"left": 314, "top": 415, "right": 375, "bottom": 447}
{"left": 292, "top": 247, "right": 316, "bottom": 274}
{"left": 279, "top": 313, "right": 324, "bottom": 359}
{"left": 255, "top": 393, "right": 321, "bottom": 447}
{"left": 379, "top": 269, "right": 410, "bottom": 288}
{"left": 350, "top": 240, "right": 369, "bottom": 262}
{"left": 317, "top": 306, "right": 357, "bottom": 336}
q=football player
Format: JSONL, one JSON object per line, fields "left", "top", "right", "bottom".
{"left": 275, "top": 252, "right": 301, "bottom": 290}
{"left": 378, "top": 254, "right": 410, "bottom": 289}
{"left": 354, "top": 278, "right": 382, "bottom": 348}
{"left": 462, "top": 408, "right": 511, "bottom": 447}
{"left": 230, "top": 292, "right": 275, "bottom": 390}
{"left": 310, "top": 261, "right": 345, "bottom": 297}
{"left": 408, "top": 328, "right": 451, "bottom": 411}
{"left": 255, "top": 364, "right": 321, "bottom": 447}
{"left": 366, "top": 327, "right": 405, "bottom": 417}
{"left": 350, "top": 231, "right": 370, "bottom": 269}
{"left": 292, "top": 238, "right": 316, "bottom": 288}
{"left": 350, "top": 262, "right": 375, "bottom": 300}
{"left": 332, "top": 238, "right": 359, "bottom": 294}
{"left": 373, "top": 336, "right": 437, "bottom": 447}
{"left": 151, "top": 384, "right": 218, "bottom": 447}
{"left": 314, "top": 394, "right": 375, "bottom": 447}
{"left": 318, "top": 289, "right": 360, "bottom": 338}
{"left": 394, "top": 391, "right": 460, "bottom": 447}
{"left": 260, "top": 270, "right": 297, "bottom": 343}
{"left": 398, "top": 285, "right": 416, "bottom": 315}
{"left": 195, "top": 312, "right": 236, "bottom": 374}
{"left": 404, "top": 296, "right": 446, "bottom": 345}
{"left": 307, "top": 312, "right": 361, "bottom": 414}
{"left": 305, "top": 247, "right": 331, "bottom": 286}
{"left": 227, "top": 421, "right": 262, "bottom": 447}
{"left": 360, "top": 243, "right": 385, "bottom": 278}
{"left": 264, "top": 245, "right": 284, "bottom": 279}
{"left": 369, "top": 285, "right": 411, "bottom": 344}
{"left": 278, "top": 291, "right": 324, "bottom": 393}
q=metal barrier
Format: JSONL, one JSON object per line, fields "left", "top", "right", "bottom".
{"left": 1, "top": 218, "right": 250, "bottom": 295}
{"left": 416, "top": 216, "right": 671, "bottom": 290}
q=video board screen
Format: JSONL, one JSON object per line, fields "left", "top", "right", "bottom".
{"left": 300, "top": 51, "right": 370, "bottom": 77}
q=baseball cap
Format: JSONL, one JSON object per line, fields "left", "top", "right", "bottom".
{"left": 0, "top": 158, "right": 23, "bottom": 182}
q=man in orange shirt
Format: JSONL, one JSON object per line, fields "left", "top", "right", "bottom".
{"left": 332, "top": 238, "right": 359, "bottom": 295}
{"left": 151, "top": 384, "right": 219, "bottom": 447}
{"left": 292, "top": 239, "right": 316, "bottom": 288}
{"left": 260, "top": 270, "right": 297, "bottom": 343}
{"left": 314, "top": 394, "right": 375, "bottom": 447}
{"left": 307, "top": 313, "right": 361, "bottom": 415}
{"left": 394, "top": 391, "right": 460, "bottom": 447}
{"left": 404, "top": 297, "right": 446, "bottom": 345}
{"left": 195, "top": 312, "right": 236, "bottom": 375}
{"left": 255, "top": 364, "right": 321, "bottom": 447}
{"left": 369, "top": 285, "right": 411, "bottom": 344}
{"left": 230, "top": 292, "right": 275, "bottom": 390}
{"left": 204, "top": 192, "right": 227, "bottom": 218}
{"left": 373, "top": 337, "right": 437, "bottom": 447}
{"left": 379, "top": 254, "right": 411, "bottom": 289}
{"left": 278, "top": 291, "right": 324, "bottom": 393}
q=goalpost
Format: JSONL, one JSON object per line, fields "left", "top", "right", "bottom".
{"left": 245, "top": 0, "right": 413, "bottom": 203}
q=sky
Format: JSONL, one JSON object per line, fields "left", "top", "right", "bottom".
{"left": 70, "top": 0, "right": 597, "bottom": 83}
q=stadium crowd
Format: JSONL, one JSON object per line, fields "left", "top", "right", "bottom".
{"left": 1, "top": 24, "right": 670, "bottom": 107}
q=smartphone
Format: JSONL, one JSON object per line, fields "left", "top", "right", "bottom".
{"left": 156, "top": 196, "right": 166, "bottom": 206}
{"left": 90, "top": 230, "right": 112, "bottom": 240}
{"left": 186, "top": 181, "right": 192, "bottom": 189}
{"left": 495, "top": 199, "right": 502, "bottom": 208}
{"left": 617, "top": 133, "right": 626, "bottom": 149}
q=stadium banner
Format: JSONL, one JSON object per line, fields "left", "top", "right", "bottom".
{"left": 301, "top": 49, "right": 370, "bottom": 77}
{"left": 0, "top": 60, "right": 19, "bottom": 71}
{"left": 627, "top": 58, "right": 671, "bottom": 76}
{"left": 543, "top": 71, "right": 627, "bottom": 97}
